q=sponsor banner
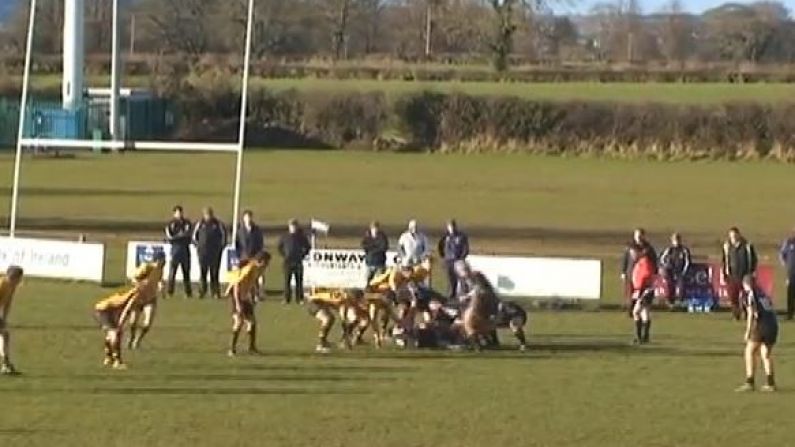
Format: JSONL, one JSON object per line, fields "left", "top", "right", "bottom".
{"left": 714, "top": 263, "right": 775, "bottom": 305}
{"left": 126, "top": 241, "right": 236, "bottom": 283}
{"left": 652, "top": 263, "right": 715, "bottom": 302}
{"left": 467, "top": 255, "right": 602, "bottom": 300}
{"left": 302, "top": 249, "right": 400, "bottom": 289}
{"left": 0, "top": 236, "right": 105, "bottom": 282}
{"left": 646, "top": 262, "right": 775, "bottom": 307}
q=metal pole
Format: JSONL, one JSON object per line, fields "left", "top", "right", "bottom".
{"left": 129, "top": 13, "right": 136, "bottom": 58}
{"left": 231, "top": 0, "right": 255, "bottom": 245}
{"left": 109, "top": 0, "right": 121, "bottom": 143}
{"left": 10, "top": 0, "right": 38, "bottom": 238}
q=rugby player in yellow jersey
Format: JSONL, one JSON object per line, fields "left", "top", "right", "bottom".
{"left": 94, "top": 287, "right": 144, "bottom": 370}
{"left": 307, "top": 288, "right": 368, "bottom": 353}
{"left": 362, "top": 290, "right": 399, "bottom": 348}
{"left": 127, "top": 252, "right": 166, "bottom": 350}
{"left": 379, "top": 263, "right": 433, "bottom": 325}
{"left": 0, "top": 266, "right": 24, "bottom": 375}
{"left": 225, "top": 251, "right": 270, "bottom": 356}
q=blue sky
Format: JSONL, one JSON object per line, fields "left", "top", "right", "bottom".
{"left": 555, "top": 0, "right": 795, "bottom": 14}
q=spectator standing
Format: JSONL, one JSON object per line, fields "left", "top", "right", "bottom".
{"left": 659, "top": 232, "right": 692, "bottom": 306}
{"left": 361, "top": 221, "right": 389, "bottom": 286}
{"left": 398, "top": 220, "right": 430, "bottom": 267}
{"left": 779, "top": 228, "right": 795, "bottom": 320}
{"left": 278, "top": 219, "right": 311, "bottom": 304}
{"left": 620, "top": 228, "right": 657, "bottom": 298}
{"left": 438, "top": 219, "right": 470, "bottom": 299}
{"left": 164, "top": 205, "right": 193, "bottom": 298}
{"left": 193, "top": 207, "right": 227, "bottom": 299}
{"left": 235, "top": 210, "right": 265, "bottom": 261}
{"left": 235, "top": 210, "right": 266, "bottom": 301}
{"left": 722, "top": 227, "right": 758, "bottom": 321}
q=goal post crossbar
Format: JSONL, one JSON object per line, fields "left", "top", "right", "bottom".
{"left": 19, "top": 138, "right": 240, "bottom": 153}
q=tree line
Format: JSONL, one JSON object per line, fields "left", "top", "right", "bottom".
{"left": 0, "top": 0, "right": 793, "bottom": 71}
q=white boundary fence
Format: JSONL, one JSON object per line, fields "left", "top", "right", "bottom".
{"left": 0, "top": 236, "right": 105, "bottom": 282}
{"left": 125, "top": 244, "right": 602, "bottom": 300}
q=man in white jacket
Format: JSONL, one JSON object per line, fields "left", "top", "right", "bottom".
{"left": 398, "top": 220, "right": 430, "bottom": 266}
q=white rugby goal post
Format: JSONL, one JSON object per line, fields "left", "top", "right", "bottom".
{"left": 10, "top": 0, "right": 256, "bottom": 243}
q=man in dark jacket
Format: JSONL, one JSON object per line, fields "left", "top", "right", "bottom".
{"left": 361, "top": 221, "right": 389, "bottom": 287}
{"left": 722, "top": 227, "right": 757, "bottom": 320}
{"left": 278, "top": 219, "right": 311, "bottom": 304}
{"left": 438, "top": 219, "right": 470, "bottom": 299}
{"left": 235, "top": 210, "right": 266, "bottom": 301}
{"left": 779, "top": 229, "right": 795, "bottom": 320}
{"left": 620, "top": 228, "right": 657, "bottom": 296}
{"left": 164, "top": 205, "right": 193, "bottom": 298}
{"left": 235, "top": 210, "right": 265, "bottom": 261}
{"left": 193, "top": 207, "right": 227, "bottom": 299}
{"left": 659, "top": 232, "right": 692, "bottom": 306}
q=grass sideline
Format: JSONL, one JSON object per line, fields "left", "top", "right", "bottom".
{"left": 8, "top": 75, "right": 795, "bottom": 104}
{"left": 0, "top": 281, "right": 791, "bottom": 447}
{"left": 1, "top": 150, "right": 795, "bottom": 301}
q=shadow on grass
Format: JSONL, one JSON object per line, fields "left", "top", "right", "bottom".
{"left": 73, "top": 386, "right": 367, "bottom": 396}
{"left": 17, "top": 324, "right": 97, "bottom": 332}
{"left": 0, "top": 428, "right": 63, "bottom": 436}
{"left": 64, "top": 373, "right": 400, "bottom": 383}
{"left": 237, "top": 364, "right": 419, "bottom": 374}
{"left": 0, "top": 186, "right": 222, "bottom": 198}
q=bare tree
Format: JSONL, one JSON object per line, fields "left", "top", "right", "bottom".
{"left": 704, "top": 3, "right": 782, "bottom": 64}
{"left": 660, "top": 0, "right": 694, "bottom": 67}
{"left": 488, "top": 0, "right": 525, "bottom": 71}
{"left": 137, "top": 0, "right": 215, "bottom": 58}
{"left": 324, "top": 0, "right": 353, "bottom": 60}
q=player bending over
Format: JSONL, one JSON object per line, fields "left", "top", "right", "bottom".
{"left": 629, "top": 243, "right": 655, "bottom": 345}
{"left": 127, "top": 252, "right": 166, "bottom": 350}
{"left": 492, "top": 301, "right": 529, "bottom": 351}
{"left": 308, "top": 289, "right": 369, "bottom": 353}
{"left": 225, "top": 251, "right": 270, "bottom": 357}
{"left": 94, "top": 287, "right": 145, "bottom": 369}
{"left": 0, "top": 266, "right": 24, "bottom": 375}
{"left": 736, "top": 275, "right": 779, "bottom": 393}
{"left": 362, "top": 290, "right": 400, "bottom": 348}
{"left": 455, "top": 261, "right": 500, "bottom": 351}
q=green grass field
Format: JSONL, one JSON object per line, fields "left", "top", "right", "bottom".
{"left": 0, "top": 282, "right": 791, "bottom": 447}
{"left": 12, "top": 75, "right": 795, "bottom": 104}
{"left": 0, "top": 150, "right": 793, "bottom": 446}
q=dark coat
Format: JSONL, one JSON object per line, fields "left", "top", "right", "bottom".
{"left": 165, "top": 218, "right": 193, "bottom": 255}
{"left": 361, "top": 231, "right": 389, "bottom": 267}
{"left": 193, "top": 218, "right": 227, "bottom": 256}
{"left": 278, "top": 231, "right": 311, "bottom": 266}
{"left": 235, "top": 223, "right": 265, "bottom": 260}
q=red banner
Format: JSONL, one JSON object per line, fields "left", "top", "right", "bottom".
{"left": 628, "top": 263, "right": 775, "bottom": 308}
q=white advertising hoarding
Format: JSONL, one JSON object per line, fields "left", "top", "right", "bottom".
{"left": 124, "top": 243, "right": 602, "bottom": 299}
{"left": 0, "top": 236, "right": 105, "bottom": 282}
{"left": 125, "top": 241, "right": 237, "bottom": 282}
{"left": 301, "top": 249, "right": 399, "bottom": 289}
{"left": 467, "top": 255, "right": 602, "bottom": 300}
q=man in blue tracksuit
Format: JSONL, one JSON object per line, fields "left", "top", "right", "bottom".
{"left": 779, "top": 230, "right": 795, "bottom": 320}
{"left": 438, "top": 220, "right": 470, "bottom": 300}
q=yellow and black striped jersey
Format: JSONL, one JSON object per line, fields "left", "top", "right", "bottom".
{"left": 227, "top": 261, "right": 265, "bottom": 301}
{"left": 0, "top": 276, "right": 19, "bottom": 311}
{"left": 95, "top": 287, "right": 139, "bottom": 312}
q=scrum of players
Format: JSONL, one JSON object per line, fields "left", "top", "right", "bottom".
{"left": 0, "top": 250, "right": 525, "bottom": 374}
{"left": 306, "top": 259, "right": 529, "bottom": 354}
